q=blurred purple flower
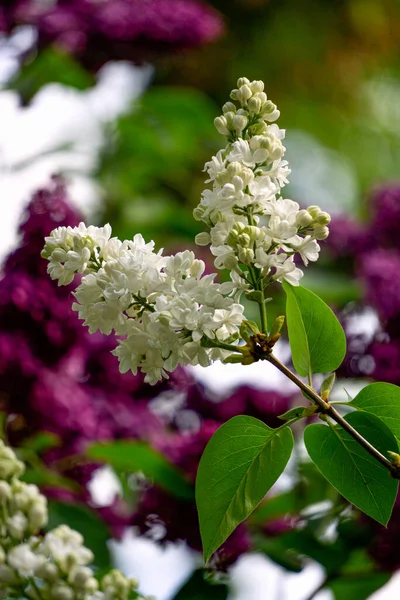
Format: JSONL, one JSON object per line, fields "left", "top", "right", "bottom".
{"left": 325, "top": 214, "right": 367, "bottom": 260}
{"left": 367, "top": 339, "right": 400, "bottom": 386}
{"left": 4, "top": 0, "right": 224, "bottom": 69}
{"left": 358, "top": 250, "right": 400, "bottom": 322}
{"left": 368, "top": 495, "right": 400, "bottom": 572}
{"left": 370, "top": 183, "right": 400, "bottom": 249}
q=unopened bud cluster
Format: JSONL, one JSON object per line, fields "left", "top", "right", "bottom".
{"left": 195, "top": 77, "right": 331, "bottom": 288}
{"left": 43, "top": 225, "right": 245, "bottom": 384}
{"left": 0, "top": 441, "right": 150, "bottom": 600}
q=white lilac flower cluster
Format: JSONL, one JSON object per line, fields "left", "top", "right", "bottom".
{"left": 0, "top": 440, "right": 150, "bottom": 600}
{"left": 42, "top": 224, "right": 245, "bottom": 384}
{"left": 194, "top": 77, "right": 331, "bottom": 287}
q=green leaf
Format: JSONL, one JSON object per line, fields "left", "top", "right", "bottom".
{"left": 282, "top": 282, "right": 346, "bottom": 378}
{"left": 349, "top": 382, "right": 400, "bottom": 438}
{"left": 278, "top": 407, "right": 308, "bottom": 421}
{"left": 11, "top": 48, "right": 94, "bottom": 101}
{"left": 329, "top": 573, "right": 390, "bottom": 600}
{"left": 87, "top": 441, "right": 193, "bottom": 500}
{"left": 196, "top": 416, "right": 294, "bottom": 563}
{"left": 21, "top": 432, "right": 60, "bottom": 453}
{"left": 320, "top": 373, "right": 336, "bottom": 399}
{"left": 46, "top": 501, "right": 111, "bottom": 569}
{"left": 173, "top": 570, "right": 228, "bottom": 600}
{"left": 304, "top": 412, "right": 399, "bottom": 525}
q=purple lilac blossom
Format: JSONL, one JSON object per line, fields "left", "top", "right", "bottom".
{"left": 2, "top": 0, "right": 224, "bottom": 69}
{"left": 325, "top": 214, "right": 367, "bottom": 260}
{"left": 370, "top": 183, "right": 400, "bottom": 249}
{"left": 368, "top": 496, "right": 400, "bottom": 572}
{"left": 358, "top": 250, "right": 400, "bottom": 323}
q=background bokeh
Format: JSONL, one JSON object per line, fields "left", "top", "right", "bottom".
{"left": 1, "top": 1, "right": 400, "bottom": 599}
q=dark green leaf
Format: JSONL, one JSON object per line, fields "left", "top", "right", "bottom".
{"left": 349, "top": 382, "right": 400, "bottom": 438}
{"left": 255, "top": 537, "right": 303, "bottom": 572}
{"left": 173, "top": 570, "right": 228, "bottom": 600}
{"left": 329, "top": 573, "right": 390, "bottom": 600}
{"left": 46, "top": 501, "right": 111, "bottom": 569}
{"left": 282, "top": 282, "right": 346, "bottom": 378}
{"left": 196, "top": 416, "right": 294, "bottom": 563}
{"left": 320, "top": 373, "right": 336, "bottom": 399}
{"left": 21, "top": 465, "right": 79, "bottom": 492}
{"left": 87, "top": 441, "right": 193, "bottom": 500}
{"left": 21, "top": 432, "right": 60, "bottom": 453}
{"left": 274, "top": 529, "right": 350, "bottom": 574}
{"left": 11, "top": 48, "right": 94, "bottom": 100}
{"left": 304, "top": 412, "right": 399, "bottom": 525}
{"left": 278, "top": 407, "right": 308, "bottom": 421}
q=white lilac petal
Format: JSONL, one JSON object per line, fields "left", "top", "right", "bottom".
{"left": 288, "top": 236, "right": 320, "bottom": 266}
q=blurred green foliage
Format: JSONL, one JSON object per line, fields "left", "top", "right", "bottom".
{"left": 98, "top": 86, "right": 220, "bottom": 247}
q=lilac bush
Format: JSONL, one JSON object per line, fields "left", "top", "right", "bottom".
{"left": 1, "top": 0, "right": 224, "bottom": 69}
{"left": 1, "top": 179, "right": 294, "bottom": 568}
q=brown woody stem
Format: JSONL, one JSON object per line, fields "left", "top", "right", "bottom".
{"left": 265, "top": 353, "right": 399, "bottom": 476}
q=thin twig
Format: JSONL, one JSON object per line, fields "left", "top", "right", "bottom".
{"left": 265, "top": 353, "right": 399, "bottom": 476}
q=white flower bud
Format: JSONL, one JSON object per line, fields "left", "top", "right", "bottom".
{"left": 254, "top": 91, "right": 267, "bottom": 105}
{"left": 0, "top": 547, "right": 5, "bottom": 565}
{"left": 237, "top": 77, "right": 250, "bottom": 87}
{"left": 233, "top": 114, "right": 248, "bottom": 134}
{"left": 195, "top": 232, "right": 211, "bottom": 246}
{"left": 29, "top": 502, "right": 48, "bottom": 531}
{"left": 214, "top": 116, "right": 229, "bottom": 136}
{"left": 7, "top": 513, "right": 28, "bottom": 540}
{"left": 249, "top": 80, "right": 264, "bottom": 94}
{"left": 233, "top": 222, "right": 246, "bottom": 234}
{"left": 236, "top": 233, "right": 251, "bottom": 248}
{"left": 69, "top": 566, "right": 93, "bottom": 588}
{"left": 313, "top": 225, "right": 329, "bottom": 240}
{"left": 51, "top": 248, "right": 68, "bottom": 262}
{"left": 8, "top": 544, "right": 45, "bottom": 577}
{"left": 0, "top": 444, "right": 24, "bottom": 479}
{"left": 0, "top": 482, "right": 11, "bottom": 502}
{"left": 221, "top": 254, "right": 239, "bottom": 271}
{"left": 226, "top": 161, "right": 242, "bottom": 178}
{"left": 246, "top": 226, "right": 264, "bottom": 242}
{"left": 315, "top": 211, "right": 331, "bottom": 225}
{"left": 249, "top": 121, "right": 267, "bottom": 135}
{"left": 222, "top": 102, "right": 236, "bottom": 114}
{"left": 224, "top": 111, "right": 236, "bottom": 129}
{"left": 296, "top": 210, "right": 313, "bottom": 227}
{"left": 193, "top": 206, "right": 205, "bottom": 221}
{"left": 307, "top": 205, "right": 321, "bottom": 219}
{"left": 36, "top": 562, "right": 59, "bottom": 582}
{"left": 49, "top": 583, "right": 74, "bottom": 600}
{"left": 236, "top": 85, "right": 252, "bottom": 105}
{"left": 247, "top": 97, "right": 261, "bottom": 114}
{"left": 238, "top": 247, "right": 254, "bottom": 264}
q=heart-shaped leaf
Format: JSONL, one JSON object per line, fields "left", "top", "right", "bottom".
{"left": 304, "top": 411, "right": 398, "bottom": 525}
{"left": 196, "top": 416, "right": 294, "bottom": 563}
{"left": 349, "top": 382, "right": 400, "bottom": 439}
{"left": 283, "top": 282, "right": 346, "bottom": 378}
